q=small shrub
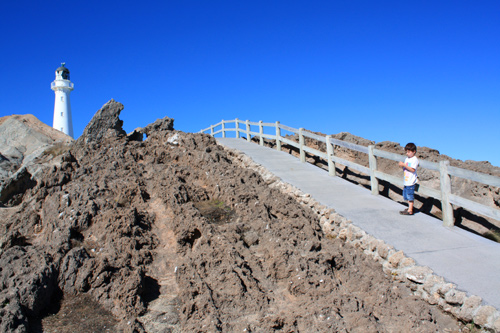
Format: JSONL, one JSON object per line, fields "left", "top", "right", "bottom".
{"left": 194, "top": 199, "right": 235, "bottom": 224}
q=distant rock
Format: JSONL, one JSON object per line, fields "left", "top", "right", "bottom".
{"left": 128, "top": 116, "right": 175, "bottom": 141}
{"left": 0, "top": 115, "right": 73, "bottom": 178}
{"left": 0, "top": 115, "right": 73, "bottom": 205}
{"left": 143, "top": 116, "right": 174, "bottom": 135}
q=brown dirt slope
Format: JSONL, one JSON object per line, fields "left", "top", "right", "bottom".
{"left": 0, "top": 102, "right": 465, "bottom": 332}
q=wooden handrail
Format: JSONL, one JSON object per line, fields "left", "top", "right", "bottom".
{"left": 201, "top": 119, "right": 500, "bottom": 226}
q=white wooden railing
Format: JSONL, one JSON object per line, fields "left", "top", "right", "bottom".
{"left": 201, "top": 119, "right": 500, "bottom": 227}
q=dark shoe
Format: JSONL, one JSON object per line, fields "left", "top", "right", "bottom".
{"left": 399, "top": 208, "right": 408, "bottom": 214}
{"left": 400, "top": 210, "right": 414, "bottom": 215}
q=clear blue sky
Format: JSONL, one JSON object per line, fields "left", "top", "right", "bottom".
{"left": 1, "top": 1, "right": 499, "bottom": 166}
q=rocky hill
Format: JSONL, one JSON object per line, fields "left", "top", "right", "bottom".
{"left": 0, "top": 115, "right": 73, "bottom": 206}
{"left": 0, "top": 100, "right": 477, "bottom": 332}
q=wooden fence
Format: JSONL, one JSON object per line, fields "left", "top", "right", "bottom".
{"left": 201, "top": 119, "right": 500, "bottom": 227}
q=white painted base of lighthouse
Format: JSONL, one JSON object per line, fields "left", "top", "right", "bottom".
{"left": 51, "top": 63, "right": 74, "bottom": 138}
{"left": 52, "top": 89, "right": 74, "bottom": 138}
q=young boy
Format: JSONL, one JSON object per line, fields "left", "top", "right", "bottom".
{"left": 398, "top": 142, "right": 419, "bottom": 215}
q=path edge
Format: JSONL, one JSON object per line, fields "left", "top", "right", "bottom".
{"left": 221, "top": 144, "right": 500, "bottom": 332}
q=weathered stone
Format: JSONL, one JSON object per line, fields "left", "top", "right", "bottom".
{"left": 388, "top": 250, "right": 405, "bottom": 268}
{"left": 493, "top": 315, "right": 500, "bottom": 332}
{"left": 127, "top": 128, "right": 144, "bottom": 141}
{"left": 444, "top": 289, "right": 467, "bottom": 305}
{"left": 426, "top": 292, "right": 440, "bottom": 305}
{"left": 359, "top": 235, "right": 373, "bottom": 250}
{"left": 367, "top": 238, "right": 380, "bottom": 252}
{"left": 0, "top": 246, "right": 58, "bottom": 320}
{"left": 438, "top": 298, "right": 458, "bottom": 314}
{"left": 382, "top": 262, "right": 393, "bottom": 275}
{"left": 322, "top": 223, "right": 335, "bottom": 236}
{"left": 143, "top": 116, "right": 174, "bottom": 136}
{"left": 76, "top": 99, "right": 126, "bottom": 145}
{"left": 0, "top": 167, "right": 36, "bottom": 206}
{"left": 423, "top": 275, "right": 445, "bottom": 293}
{"left": 399, "top": 257, "right": 415, "bottom": 268}
{"left": 351, "top": 239, "right": 362, "bottom": 248}
{"left": 458, "top": 295, "right": 483, "bottom": 322}
{"left": 473, "top": 305, "right": 497, "bottom": 328}
{"left": 338, "top": 228, "right": 347, "bottom": 240}
{"left": 0, "top": 115, "right": 73, "bottom": 206}
{"left": 377, "top": 242, "right": 392, "bottom": 259}
{"left": 437, "top": 283, "right": 455, "bottom": 296}
{"left": 406, "top": 266, "right": 433, "bottom": 284}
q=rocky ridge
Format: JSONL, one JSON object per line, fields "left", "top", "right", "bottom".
{"left": 0, "top": 100, "right": 493, "bottom": 332}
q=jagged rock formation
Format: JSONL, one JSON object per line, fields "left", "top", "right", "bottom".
{"left": 0, "top": 101, "right": 467, "bottom": 332}
{"left": 75, "top": 99, "right": 127, "bottom": 146}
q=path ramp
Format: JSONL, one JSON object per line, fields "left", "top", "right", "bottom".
{"left": 217, "top": 138, "right": 500, "bottom": 310}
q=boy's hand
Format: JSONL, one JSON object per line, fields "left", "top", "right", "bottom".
{"left": 398, "top": 161, "right": 405, "bottom": 168}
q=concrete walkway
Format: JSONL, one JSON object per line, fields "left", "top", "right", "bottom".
{"left": 217, "top": 138, "right": 500, "bottom": 310}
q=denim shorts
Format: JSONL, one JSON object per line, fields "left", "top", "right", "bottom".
{"left": 403, "top": 184, "right": 416, "bottom": 201}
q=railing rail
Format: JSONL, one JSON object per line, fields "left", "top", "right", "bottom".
{"left": 201, "top": 119, "right": 500, "bottom": 226}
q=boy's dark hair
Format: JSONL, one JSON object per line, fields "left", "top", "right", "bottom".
{"left": 405, "top": 142, "right": 417, "bottom": 152}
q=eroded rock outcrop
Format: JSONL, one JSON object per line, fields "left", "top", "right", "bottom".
{"left": 0, "top": 115, "right": 73, "bottom": 208}
{"left": 75, "top": 99, "right": 127, "bottom": 146}
{"left": 0, "top": 101, "right": 468, "bottom": 332}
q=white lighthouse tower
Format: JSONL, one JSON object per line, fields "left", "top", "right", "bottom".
{"left": 51, "top": 63, "right": 74, "bottom": 138}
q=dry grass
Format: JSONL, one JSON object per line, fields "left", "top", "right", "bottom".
{"left": 36, "top": 293, "right": 117, "bottom": 332}
{"left": 194, "top": 198, "right": 235, "bottom": 224}
{"left": 43, "top": 142, "right": 72, "bottom": 158}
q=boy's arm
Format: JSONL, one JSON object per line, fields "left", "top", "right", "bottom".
{"left": 398, "top": 161, "right": 416, "bottom": 172}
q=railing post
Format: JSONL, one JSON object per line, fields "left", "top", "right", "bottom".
{"left": 326, "top": 135, "right": 336, "bottom": 177}
{"left": 299, "top": 128, "right": 305, "bottom": 162}
{"left": 210, "top": 125, "right": 214, "bottom": 136}
{"left": 368, "top": 145, "right": 379, "bottom": 195}
{"left": 440, "top": 160, "right": 454, "bottom": 227}
{"left": 259, "top": 120, "right": 264, "bottom": 146}
{"left": 235, "top": 118, "right": 240, "bottom": 139}
{"left": 275, "top": 121, "right": 281, "bottom": 151}
{"left": 246, "top": 120, "right": 251, "bottom": 142}
{"left": 221, "top": 120, "right": 226, "bottom": 138}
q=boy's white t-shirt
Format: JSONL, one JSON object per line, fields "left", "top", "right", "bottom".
{"left": 403, "top": 156, "right": 419, "bottom": 186}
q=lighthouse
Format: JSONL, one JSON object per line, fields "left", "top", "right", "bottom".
{"left": 51, "top": 63, "right": 74, "bottom": 138}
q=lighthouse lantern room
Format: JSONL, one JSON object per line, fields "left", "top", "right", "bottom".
{"left": 51, "top": 63, "right": 74, "bottom": 138}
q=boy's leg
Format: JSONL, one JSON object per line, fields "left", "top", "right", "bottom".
{"left": 408, "top": 201, "right": 414, "bottom": 214}
{"left": 400, "top": 185, "right": 415, "bottom": 215}
{"left": 407, "top": 185, "right": 415, "bottom": 214}
{"left": 400, "top": 186, "right": 409, "bottom": 214}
